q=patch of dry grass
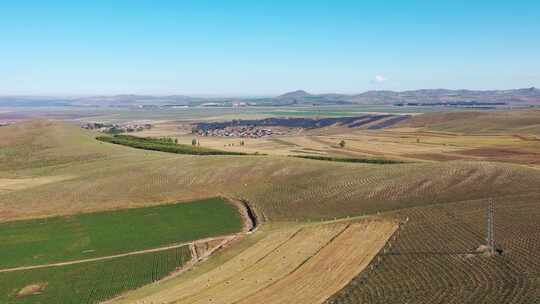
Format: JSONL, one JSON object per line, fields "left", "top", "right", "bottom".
{"left": 16, "top": 282, "right": 47, "bottom": 298}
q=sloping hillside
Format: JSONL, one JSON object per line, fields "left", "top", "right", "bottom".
{"left": 0, "top": 120, "right": 142, "bottom": 172}
{"left": 2, "top": 121, "right": 540, "bottom": 224}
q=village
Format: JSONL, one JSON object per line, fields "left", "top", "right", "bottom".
{"left": 193, "top": 125, "right": 282, "bottom": 138}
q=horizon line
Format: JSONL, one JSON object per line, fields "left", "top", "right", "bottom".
{"left": 0, "top": 86, "right": 538, "bottom": 99}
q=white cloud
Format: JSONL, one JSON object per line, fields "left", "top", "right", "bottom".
{"left": 374, "top": 75, "right": 387, "bottom": 83}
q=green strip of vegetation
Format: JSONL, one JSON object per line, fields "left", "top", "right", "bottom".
{"left": 0, "top": 246, "right": 190, "bottom": 304}
{"left": 291, "top": 155, "right": 404, "bottom": 164}
{"left": 0, "top": 197, "right": 242, "bottom": 269}
{"left": 96, "top": 134, "right": 248, "bottom": 155}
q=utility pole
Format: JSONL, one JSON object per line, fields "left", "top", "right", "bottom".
{"left": 486, "top": 198, "right": 495, "bottom": 255}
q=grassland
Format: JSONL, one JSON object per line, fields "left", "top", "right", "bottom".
{"left": 0, "top": 197, "right": 242, "bottom": 269}
{"left": 0, "top": 120, "right": 123, "bottom": 172}
{"left": 0, "top": 246, "right": 190, "bottom": 304}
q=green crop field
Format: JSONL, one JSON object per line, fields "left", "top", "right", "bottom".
{"left": 0, "top": 246, "right": 190, "bottom": 304}
{"left": 0, "top": 197, "right": 242, "bottom": 269}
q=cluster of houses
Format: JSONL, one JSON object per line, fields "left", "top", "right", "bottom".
{"left": 81, "top": 122, "right": 152, "bottom": 134}
{"left": 194, "top": 126, "right": 280, "bottom": 138}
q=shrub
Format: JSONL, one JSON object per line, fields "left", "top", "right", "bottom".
{"left": 290, "top": 155, "right": 404, "bottom": 164}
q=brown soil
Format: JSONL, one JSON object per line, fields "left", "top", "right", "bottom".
{"left": 117, "top": 220, "right": 396, "bottom": 304}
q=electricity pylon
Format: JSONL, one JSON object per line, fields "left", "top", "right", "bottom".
{"left": 486, "top": 198, "right": 495, "bottom": 255}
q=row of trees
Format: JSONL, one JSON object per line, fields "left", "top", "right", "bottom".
{"left": 96, "top": 135, "right": 247, "bottom": 156}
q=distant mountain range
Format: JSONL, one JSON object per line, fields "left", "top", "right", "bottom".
{"left": 266, "top": 87, "right": 540, "bottom": 106}
{"left": 1, "top": 87, "right": 539, "bottom": 107}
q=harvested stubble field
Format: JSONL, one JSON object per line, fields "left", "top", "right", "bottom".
{"left": 326, "top": 194, "right": 540, "bottom": 304}
{"left": 112, "top": 219, "right": 396, "bottom": 304}
{"left": 0, "top": 246, "right": 191, "bottom": 304}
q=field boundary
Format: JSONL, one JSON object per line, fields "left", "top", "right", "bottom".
{"left": 325, "top": 217, "right": 407, "bottom": 303}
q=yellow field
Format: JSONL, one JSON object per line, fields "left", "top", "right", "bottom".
{"left": 112, "top": 219, "right": 396, "bottom": 304}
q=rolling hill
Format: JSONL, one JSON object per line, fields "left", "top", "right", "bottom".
{"left": 2, "top": 120, "right": 540, "bottom": 223}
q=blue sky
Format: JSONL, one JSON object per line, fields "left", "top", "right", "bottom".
{"left": 1, "top": 0, "right": 539, "bottom": 96}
